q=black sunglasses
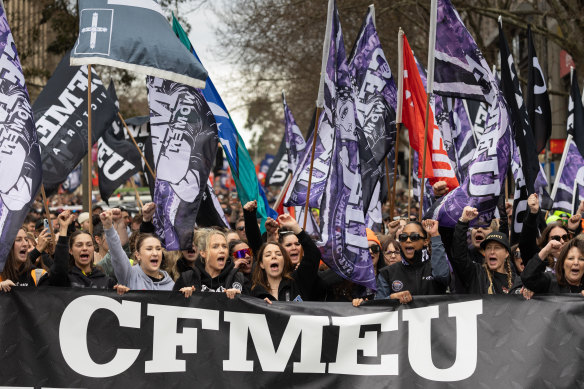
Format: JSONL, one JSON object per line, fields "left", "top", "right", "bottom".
{"left": 550, "top": 234, "right": 569, "bottom": 242}
{"left": 513, "top": 251, "right": 521, "bottom": 259}
{"left": 369, "top": 245, "right": 381, "bottom": 254}
{"left": 398, "top": 233, "right": 423, "bottom": 242}
{"left": 236, "top": 226, "right": 245, "bottom": 231}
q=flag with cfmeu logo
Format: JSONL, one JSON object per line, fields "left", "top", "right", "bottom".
{"left": 0, "top": 4, "right": 42, "bottom": 272}
{"left": 348, "top": 4, "right": 397, "bottom": 218}
{"left": 172, "top": 16, "right": 277, "bottom": 231}
{"left": 401, "top": 34, "right": 459, "bottom": 191}
{"left": 147, "top": 77, "right": 218, "bottom": 251}
{"left": 70, "top": 0, "right": 207, "bottom": 89}
{"left": 426, "top": 0, "right": 513, "bottom": 228}
{"left": 316, "top": 0, "right": 376, "bottom": 290}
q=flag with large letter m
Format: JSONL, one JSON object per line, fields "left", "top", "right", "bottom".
{"left": 0, "top": 4, "right": 42, "bottom": 272}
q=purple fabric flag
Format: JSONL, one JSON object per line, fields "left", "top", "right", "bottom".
{"left": 148, "top": 77, "right": 218, "bottom": 250}
{"left": 282, "top": 92, "right": 307, "bottom": 173}
{"left": 434, "top": 0, "right": 497, "bottom": 105}
{"left": 316, "top": 0, "right": 375, "bottom": 290}
{"left": 0, "top": 4, "right": 42, "bottom": 272}
{"left": 283, "top": 109, "right": 331, "bottom": 208}
{"left": 428, "top": 94, "right": 513, "bottom": 227}
{"left": 348, "top": 5, "right": 397, "bottom": 213}
{"left": 553, "top": 142, "right": 584, "bottom": 212}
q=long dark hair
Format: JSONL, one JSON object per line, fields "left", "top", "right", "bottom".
{"left": 556, "top": 238, "right": 584, "bottom": 287}
{"left": 0, "top": 228, "right": 33, "bottom": 282}
{"left": 537, "top": 222, "right": 569, "bottom": 268}
{"left": 251, "top": 241, "right": 294, "bottom": 292}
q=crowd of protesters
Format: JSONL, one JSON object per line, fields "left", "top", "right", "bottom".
{"left": 2, "top": 179, "right": 584, "bottom": 306}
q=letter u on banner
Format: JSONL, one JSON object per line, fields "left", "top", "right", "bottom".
{"left": 402, "top": 300, "right": 483, "bottom": 381}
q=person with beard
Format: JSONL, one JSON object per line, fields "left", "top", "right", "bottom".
{"left": 451, "top": 207, "right": 522, "bottom": 295}
{"left": 373, "top": 220, "right": 450, "bottom": 303}
{"left": 229, "top": 239, "right": 252, "bottom": 291}
{"left": 44, "top": 210, "right": 120, "bottom": 290}
{"left": 0, "top": 228, "right": 47, "bottom": 291}
{"left": 521, "top": 238, "right": 584, "bottom": 294}
{"left": 173, "top": 229, "right": 245, "bottom": 298}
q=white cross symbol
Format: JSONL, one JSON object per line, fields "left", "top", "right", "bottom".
{"left": 81, "top": 12, "right": 108, "bottom": 49}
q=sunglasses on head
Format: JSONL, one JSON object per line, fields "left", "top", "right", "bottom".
{"left": 232, "top": 248, "right": 251, "bottom": 259}
{"left": 550, "top": 234, "right": 569, "bottom": 242}
{"left": 279, "top": 230, "right": 295, "bottom": 237}
{"left": 369, "top": 245, "right": 381, "bottom": 254}
{"left": 398, "top": 232, "right": 423, "bottom": 242}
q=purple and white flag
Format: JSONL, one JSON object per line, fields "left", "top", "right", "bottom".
{"left": 282, "top": 92, "right": 307, "bottom": 173}
{"left": 283, "top": 109, "right": 331, "bottom": 208}
{"left": 551, "top": 141, "right": 584, "bottom": 212}
{"left": 147, "top": 77, "right": 218, "bottom": 250}
{"left": 428, "top": 94, "right": 513, "bottom": 227}
{"left": 0, "top": 5, "right": 42, "bottom": 272}
{"left": 316, "top": 0, "right": 375, "bottom": 290}
{"left": 348, "top": 5, "right": 397, "bottom": 213}
{"left": 434, "top": 0, "right": 497, "bottom": 105}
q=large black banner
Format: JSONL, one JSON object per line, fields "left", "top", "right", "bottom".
{"left": 33, "top": 52, "right": 117, "bottom": 194}
{"left": 1, "top": 288, "right": 584, "bottom": 388}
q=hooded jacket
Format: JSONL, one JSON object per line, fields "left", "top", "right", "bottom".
{"left": 173, "top": 259, "right": 246, "bottom": 293}
{"left": 106, "top": 227, "right": 174, "bottom": 291}
{"left": 375, "top": 236, "right": 450, "bottom": 299}
{"left": 44, "top": 235, "right": 115, "bottom": 289}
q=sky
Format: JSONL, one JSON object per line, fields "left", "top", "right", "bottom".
{"left": 181, "top": 2, "right": 254, "bottom": 146}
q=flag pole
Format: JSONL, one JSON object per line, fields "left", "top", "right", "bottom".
{"left": 304, "top": 0, "right": 332, "bottom": 229}
{"left": 87, "top": 65, "right": 93, "bottom": 236}
{"left": 408, "top": 146, "right": 412, "bottom": 219}
{"left": 394, "top": 27, "right": 404, "bottom": 219}
{"left": 39, "top": 184, "right": 55, "bottom": 239}
{"left": 118, "top": 112, "right": 157, "bottom": 180}
{"left": 419, "top": 0, "right": 438, "bottom": 221}
{"left": 303, "top": 107, "right": 321, "bottom": 229}
{"left": 128, "top": 179, "right": 144, "bottom": 209}
{"left": 384, "top": 157, "right": 392, "bottom": 211}
{"left": 274, "top": 172, "right": 292, "bottom": 213}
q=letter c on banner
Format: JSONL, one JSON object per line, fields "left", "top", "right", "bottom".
{"left": 402, "top": 300, "right": 483, "bottom": 381}
{"left": 59, "top": 295, "right": 141, "bottom": 377}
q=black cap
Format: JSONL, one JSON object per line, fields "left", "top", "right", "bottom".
{"left": 480, "top": 232, "right": 511, "bottom": 253}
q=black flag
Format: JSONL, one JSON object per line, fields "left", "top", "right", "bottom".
{"left": 97, "top": 82, "right": 142, "bottom": 203}
{"left": 568, "top": 70, "right": 584, "bottom": 156}
{"left": 526, "top": 25, "right": 552, "bottom": 155}
{"left": 265, "top": 136, "right": 289, "bottom": 187}
{"left": 33, "top": 52, "right": 117, "bottom": 194}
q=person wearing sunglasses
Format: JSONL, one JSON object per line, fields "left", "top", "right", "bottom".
{"left": 229, "top": 239, "right": 253, "bottom": 291}
{"left": 453, "top": 207, "right": 521, "bottom": 294}
{"left": 373, "top": 220, "right": 450, "bottom": 303}
{"left": 522, "top": 238, "right": 584, "bottom": 295}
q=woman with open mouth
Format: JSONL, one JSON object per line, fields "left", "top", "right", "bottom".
{"left": 372, "top": 219, "right": 450, "bottom": 304}
{"left": 102, "top": 209, "right": 174, "bottom": 292}
{"left": 44, "top": 210, "right": 120, "bottom": 291}
{"left": 229, "top": 239, "right": 253, "bottom": 291}
{"left": 519, "top": 193, "right": 570, "bottom": 271}
{"left": 451, "top": 207, "right": 522, "bottom": 295}
{"left": 250, "top": 213, "right": 321, "bottom": 303}
{"left": 173, "top": 229, "right": 246, "bottom": 299}
{"left": 521, "top": 238, "right": 584, "bottom": 295}
{"left": 0, "top": 228, "right": 48, "bottom": 291}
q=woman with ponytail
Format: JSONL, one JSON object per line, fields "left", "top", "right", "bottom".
{"left": 373, "top": 219, "right": 450, "bottom": 303}
{"left": 452, "top": 207, "right": 519, "bottom": 294}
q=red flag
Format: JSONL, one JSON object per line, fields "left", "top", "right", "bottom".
{"left": 401, "top": 35, "right": 458, "bottom": 190}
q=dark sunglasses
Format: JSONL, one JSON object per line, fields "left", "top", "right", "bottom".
{"left": 398, "top": 233, "right": 423, "bottom": 242}
{"left": 232, "top": 248, "right": 251, "bottom": 259}
{"left": 550, "top": 234, "right": 569, "bottom": 242}
{"left": 513, "top": 251, "right": 521, "bottom": 259}
{"left": 236, "top": 226, "right": 245, "bottom": 231}
{"left": 369, "top": 245, "right": 381, "bottom": 254}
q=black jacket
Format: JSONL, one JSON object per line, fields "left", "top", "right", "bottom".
{"left": 173, "top": 259, "right": 246, "bottom": 293}
{"left": 251, "top": 230, "right": 321, "bottom": 301}
{"left": 44, "top": 235, "right": 116, "bottom": 289}
{"left": 521, "top": 252, "right": 584, "bottom": 293}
